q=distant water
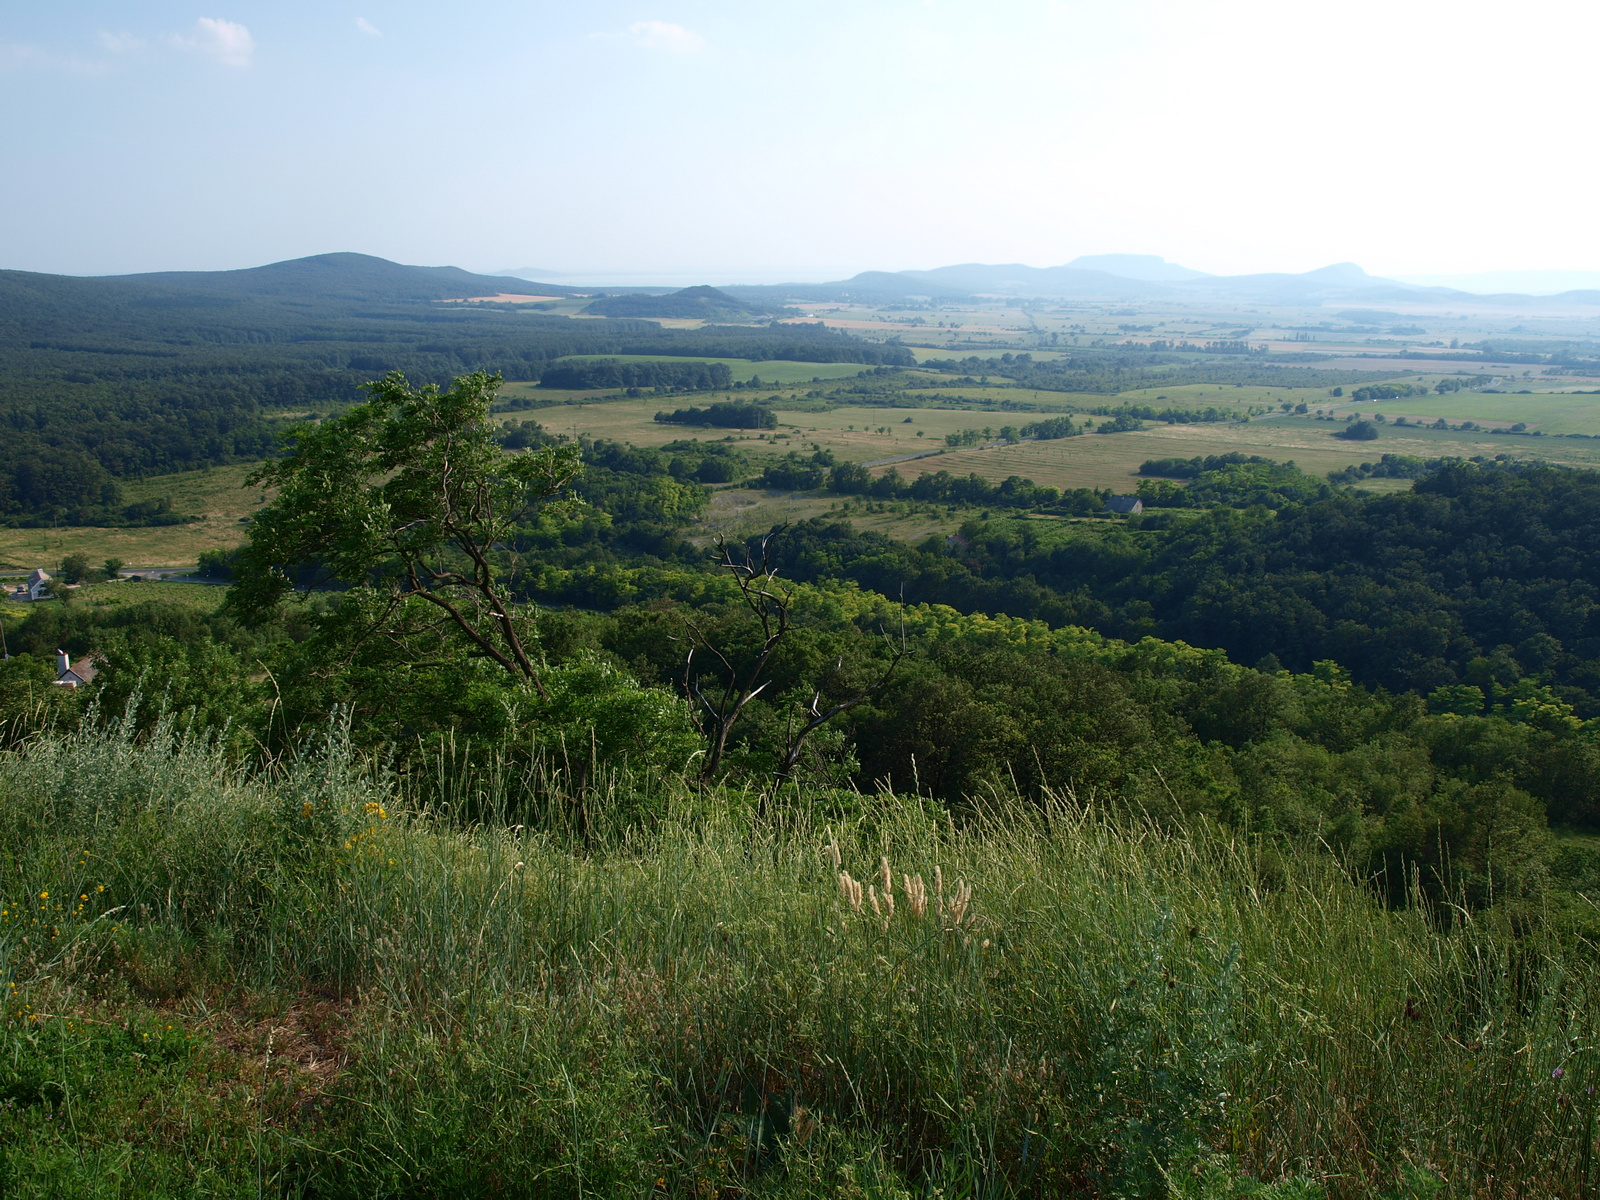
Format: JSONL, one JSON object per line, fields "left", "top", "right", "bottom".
{"left": 1395, "top": 270, "right": 1600, "bottom": 295}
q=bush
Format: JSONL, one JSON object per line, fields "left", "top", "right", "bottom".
{"left": 1335, "top": 420, "right": 1379, "bottom": 440}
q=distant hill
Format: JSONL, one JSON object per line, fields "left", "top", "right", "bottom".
{"left": 723, "top": 259, "right": 1503, "bottom": 306}
{"left": 1064, "top": 254, "right": 1210, "bottom": 282}
{"left": 581, "top": 285, "right": 793, "bottom": 320}
{"left": 107, "top": 252, "right": 586, "bottom": 301}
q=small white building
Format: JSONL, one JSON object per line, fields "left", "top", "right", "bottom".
{"left": 25, "top": 569, "right": 52, "bottom": 601}
{"left": 53, "top": 650, "right": 100, "bottom": 689}
{"left": 1105, "top": 495, "right": 1144, "bottom": 516}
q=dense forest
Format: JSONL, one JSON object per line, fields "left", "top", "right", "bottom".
{"left": 540, "top": 359, "right": 736, "bottom": 391}
{"left": 758, "top": 462, "right": 1600, "bottom": 706}
{"left": 0, "top": 259, "right": 908, "bottom": 522}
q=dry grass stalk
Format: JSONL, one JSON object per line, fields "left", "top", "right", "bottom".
{"left": 945, "top": 880, "right": 972, "bottom": 927}
{"left": 903, "top": 873, "right": 928, "bottom": 920}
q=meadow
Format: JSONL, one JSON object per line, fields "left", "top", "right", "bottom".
{"left": 494, "top": 390, "right": 1600, "bottom": 498}
{"left": 0, "top": 464, "right": 265, "bottom": 572}
{"left": 919, "top": 417, "right": 1600, "bottom": 495}
{"left": 1339, "top": 391, "right": 1600, "bottom": 435}
{"left": 1, "top": 718, "right": 1595, "bottom": 1198}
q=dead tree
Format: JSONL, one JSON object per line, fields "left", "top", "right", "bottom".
{"left": 760, "top": 617, "right": 907, "bottom": 816}
{"left": 682, "top": 531, "right": 793, "bottom": 780}
{"left": 682, "top": 531, "right": 909, "bottom": 805}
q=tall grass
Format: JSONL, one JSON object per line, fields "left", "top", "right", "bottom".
{"left": 0, "top": 717, "right": 1595, "bottom": 1197}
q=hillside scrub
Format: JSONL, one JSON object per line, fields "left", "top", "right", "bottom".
{"left": 1, "top": 717, "right": 1597, "bottom": 1197}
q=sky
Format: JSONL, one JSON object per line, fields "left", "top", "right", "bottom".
{"left": 2, "top": 0, "right": 1597, "bottom": 282}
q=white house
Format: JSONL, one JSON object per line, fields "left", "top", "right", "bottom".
{"left": 25, "top": 569, "right": 52, "bottom": 601}
{"left": 53, "top": 649, "right": 100, "bottom": 689}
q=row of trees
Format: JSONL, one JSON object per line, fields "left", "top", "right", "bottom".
{"left": 540, "top": 359, "right": 735, "bottom": 391}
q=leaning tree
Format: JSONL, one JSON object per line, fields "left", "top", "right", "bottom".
{"left": 227, "top": 370, "right": 581, "bottom": 698}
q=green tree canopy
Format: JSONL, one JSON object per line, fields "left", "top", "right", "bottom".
{"left": 227, "top": 370, "right": 581, "bottom": 695}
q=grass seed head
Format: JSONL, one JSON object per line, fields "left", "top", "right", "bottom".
{"left": 824, "top": 830, "right": 842, "bottom": 871}
{"left": 904, "top": 873, "right": 928, "bottom": 919}
{"left": 947, "top": 880, "right": 972, "bottom": 927}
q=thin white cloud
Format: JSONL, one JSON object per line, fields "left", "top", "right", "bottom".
{"left": 0, "top": 41, "right": 101, "bottom": 74}
{"left": 97, "top": 31, "right": 148, "bottom": 55}
{"left": 625, "top": 20, "right": 707, "bottom": 52}
{"left": 166, "top": 17, "right": 254, "bottom": 67}
{"left": 355, "top": 17, "right": 382, "bottom": 38}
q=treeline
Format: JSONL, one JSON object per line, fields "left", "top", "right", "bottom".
{"left": 1023, "top": 416, "right": 1080, "bottom": 439}
{"left": 748, "top": 447, "right": 1101, "bottom": 512}
{"left": 1134, "top": 461, "right": 1333, "bottom": 509}
{"left": 1349, "top": 383, "right": 1430, "bottom": 401}
{"left": 1325, "top": 454, "right": 1471, "bottom": 485}
{"left": 654, "top": 401, "right": 777, "bottom": 429}
{"left": 827, "top": 462, "right": 1093, "bottom": 511}
{"left": 1139, "top": 452, "right": 1273, "bottom": 478}
{"left": 540, "top": 359, "right": 734, "bottom": 391}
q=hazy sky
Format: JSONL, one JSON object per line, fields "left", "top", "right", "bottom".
{"left": 3, "top": 0, "right": 1596, "bottom": 280}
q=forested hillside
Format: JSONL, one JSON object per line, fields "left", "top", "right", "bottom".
{"left": 0, "top": 257, "right": 906, "bottom": 524}
{"left": 763, "top": 462, "right": 1600, "bottom": 706}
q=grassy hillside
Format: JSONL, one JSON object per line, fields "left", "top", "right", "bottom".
{"left": 0, "top": 721, "right": 1592, "bottom": 1198}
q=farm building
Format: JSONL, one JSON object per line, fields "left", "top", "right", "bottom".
{"left": 1104, "top": 496, "right": 1144, "bottom": 515}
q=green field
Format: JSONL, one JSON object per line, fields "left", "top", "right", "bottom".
{"left": 12, "top": 381, "right": 1598, "bottom": 575}
{"left": 0, "top": 464, "right": 265, "bottom": 571}
{"left": 490, "top": 388, "right": 1600, "bottom": 500}
{"left": 922, "top": 415, "right": 1600, "bottom": 495}
{"left": 694, "top": 486, "right": 970, "bottom": 546}
{"left": 1340, "top": 390, "right": 1600, "bottom": 434}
